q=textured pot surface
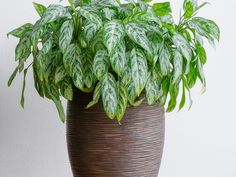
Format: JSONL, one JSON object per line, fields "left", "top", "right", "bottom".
{"left": 67, "top": 90, "right": 165, "bottom": 177}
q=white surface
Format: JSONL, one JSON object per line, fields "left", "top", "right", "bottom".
{"left": 0, "top": 0, "right": 236, "bottom": 177}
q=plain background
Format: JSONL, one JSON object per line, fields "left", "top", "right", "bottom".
{"left": 0, "top": 0, "right": 236, "bottom": 177}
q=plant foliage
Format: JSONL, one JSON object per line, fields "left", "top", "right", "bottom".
{"left": 8, "top": 0, "right": 220, "bottom": 123}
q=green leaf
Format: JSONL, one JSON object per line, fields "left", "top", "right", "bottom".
{"left": 196, "top": 43, "right": 207, "bottom": 64}
{"left": 7, "top": 23, "right": 33, "bottom": 38}
{"left": 116, "top": 81, "right": 128, "bottom": 123}
{"left": 55, "top": 65, "right": 67, "bottom": 83}
{"left": 33, "top": 2, "right": 46, "bottom": 17}
{"left": 8, "top": 63, "right": 24, "bottom": 87}
{"left": 93, "top": 50, "right": 110, "bottom": 80}
{"left": 41, "top": 36, "right": 53, "bottom": 54}
{"left": 179, "top": 80, "right": 186, "bottom": 110}
{"left": 53, "top": 98, "right": 65, "bottom": 123}
{"left": 173, "top": 49, "right": 183, "bottom": 84}
{"left": 166, "top": 84, "right": 179, "bottom": 112}
{"left": 60, "top": 80, "right": 73, "bottom": 101}
{"left": 159, "top": 42, "right": 171, "bottom": 76}
{"left": 59, "top": 19, "right": 74, "bottom": 53}
{"left": 82, "top": 51, "right": 96, "bottom": 88}
{"left": 126, "top": 23, "right": 152, "bottom": 54}
{"left": 20, "top": 67, "right": 30, "bottom": 108}
{"left": 172, "top": 32, "right": 192, "bottom": 74}
{"left": 63, "top": 44, "right": 84, "bottom": 90}
{"left": 15, "top": 33, "right": 32, "bottom": 61}
{"left": 183, "top": 0, "right": 197, "bottom": 18}
{"left": 79, "top": 6, "right": 103, "bottom": 27}
{"left": 40, "top": 4, "right": 69, "bottom": 25}
{"left": 104, "top": 20, "right": 125, "bottom": 54}
{"left": 102, "top": 73, "right": 118, "bottom": 119}
{"left": 124, "top": 11, "right": 161, "bottom": 26}
{"left": 152, "top": 2, "right": 172, "bottom": 16}
{"left": 145, "top": 74, "right": 162, "bottom": 105}
{"left": 196, "top": 56, "right": 206, "bottom": 87}
{"left": 189, "top": 17, "right": 220, "bottom": 42}
{"left": 129, "top": 48, "right": 148, "bottom": 96}
{"left": 86, "top": 80, "right": 102, "bottom": 108}
{"left": 82, "top": 21, "right": 99, "bottom": 43}
{"left": 110, "top": 40, "right": 126, "bottom": 76}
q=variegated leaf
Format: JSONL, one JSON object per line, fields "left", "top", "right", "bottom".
{"left": 39, "top": 5, "right": 70, "bottom": 25}
{"left": 15, "top": 32, "right": 32, "bottom": 61}
{"left": 59, "top": 19, "right": 74, "bottom": 53}
{"left": 172, "top": 32, "right": 192, "bottom": 74}
{"left": 102, "top": 73, "right": 118, "bottom": 119}
{"left": 124, "top": 11, "right": 161, "bottom": 26}
{"left": 33, "top": 2, "right": 46, "bottom": 17}
{"left": 110, "top": 40, "right": 126, "bottom": 76}
{"left": 129, "top": 48, "right": 148, "bottom": 96}
{"left": 55, "top": 65, "right": 67, "bottom": 83}
{"left": 126, "top": 23, "right": 153, "bottom": 54}
{"left": 173, "top": 49, "right": 183, "bottom": 83}
{"left": 60, "top": 80, "right": 73, "bottom": 101}
{"left": 159, "top": 42, "right": 171, "bottom": 76}
{"left": 42, "top": 36, "right": 53, "bottom": 54}
{"left": 93, "top": 50, "right": 109, "bottom": 80}
{"left": 104, "top": 20, "right": 125, "bottom": 54}
{"left": 63, "top": 44, "right": 84, "bottom": 90}
{"left": 116, "top": 81, "right": 128, "bottom": 123}
{"left": 145, "top": 74, "right": 162, "bottom": 105}
{"left": 90, "top": 30, "right": 105, "bottom": 52}
{"left": 79, "top": 6, "right": 102, "bottom": 27}
{"left": 82, "top": 21, "right": 99, "bottom": 43}
{"left": 86, "top": 80, "right": 102, "bottom": 108}
{"left": 83, "top": 51, "right": 96, "bottom": 88}
{"left": 7, "top": 23, "right": 33, "bottom": 38}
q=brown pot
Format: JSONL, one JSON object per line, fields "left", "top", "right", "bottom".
{"left": 66, "top": 90, "right": 165, "bottom": 177}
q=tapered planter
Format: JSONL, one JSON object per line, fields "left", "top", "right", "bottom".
{"left": 66, "top": 90, "right": 165, "bottom": 177}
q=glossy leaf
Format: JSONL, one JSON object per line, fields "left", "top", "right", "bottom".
{"left": 116, "top": 81, "right": 128, "bottom": 123}
{"left": 159, "top": 42, "right": 170, "bottom": 76}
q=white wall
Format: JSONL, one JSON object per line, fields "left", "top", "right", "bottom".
{"left": 0, "top": 0, "right": 235, "bottom": 177}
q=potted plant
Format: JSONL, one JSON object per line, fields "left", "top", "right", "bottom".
{"left": 8, "top": 0, "right": 219, "bottom": 176}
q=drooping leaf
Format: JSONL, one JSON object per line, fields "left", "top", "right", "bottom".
{"left": 63, "top": 44, "right": 84, "bottom": 90}
{"left": 126, "top": 23, "right": 152, "bottom": 54}
{"left": 33, "top": 2, "right": 46, "bottom": 17}
{"left": 172, "top": 32, "right": 192, "bottom": 74}
{"left": 7, "top": 23, "right": 33, "bottom": 38}
{"left": 82, "top": 51, "right": 96, "bottom": 88}
{"left": 86, "top": 80, "right": 102, "bottom": 108}
{"left": 179, "top": 80, "right": 186, "bottom": 110}
{"left": 110, "top": 40, "right": 126, "bottom": 76}
{"left": 196, "top": 43, "right": 207, "bottom": 64}
{"left": 152, "top": 2, "right": 172, "bottom": 16}
{"left": 102, "top": 73, "right": 118, "bottom": 119}
{"left": 166, "top": 84, "right": 179, "bottom": 112}
{"left": 93, "top": 50, "right": 110, "bottom": 80}
{"left": 159, "top": 42, "right": 171, "bottom": 76}
{"left": 55, "top": 65, "right": 67, "bottom": 83}
{"left": 60, "top": 80, "right": 73, "bottom": 101}
{"left": 41, "top": 36, "right": 53, "bottom": 54}
{"left": 20, "top": 66, "right": 31, "bottom": 108}
{"left": 189, "top": 17, "right": 220, "bottom": 42}
{"left": 104, "top": 20, "right": 125, "bottom": 54}
{"left": 116, "top": 81, "right": 128, "bottom": 123}
{"left": 129, "top": 48, "right": 148, "bottom": 96}
{"left": 59, "top": 19, "right": 74, "bottom": 53}
{"left": 145, "top": 74, "right": 162, "bottom": 105}
{"left": 173, "top": 49, "right": 183, "bottom": 83}
{"left": 15, "top": 32, "right": 32, "bottom": 61}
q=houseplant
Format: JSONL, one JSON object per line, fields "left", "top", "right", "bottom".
{"left": 8, "top": 0, "right": 219, "bottom": 176}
